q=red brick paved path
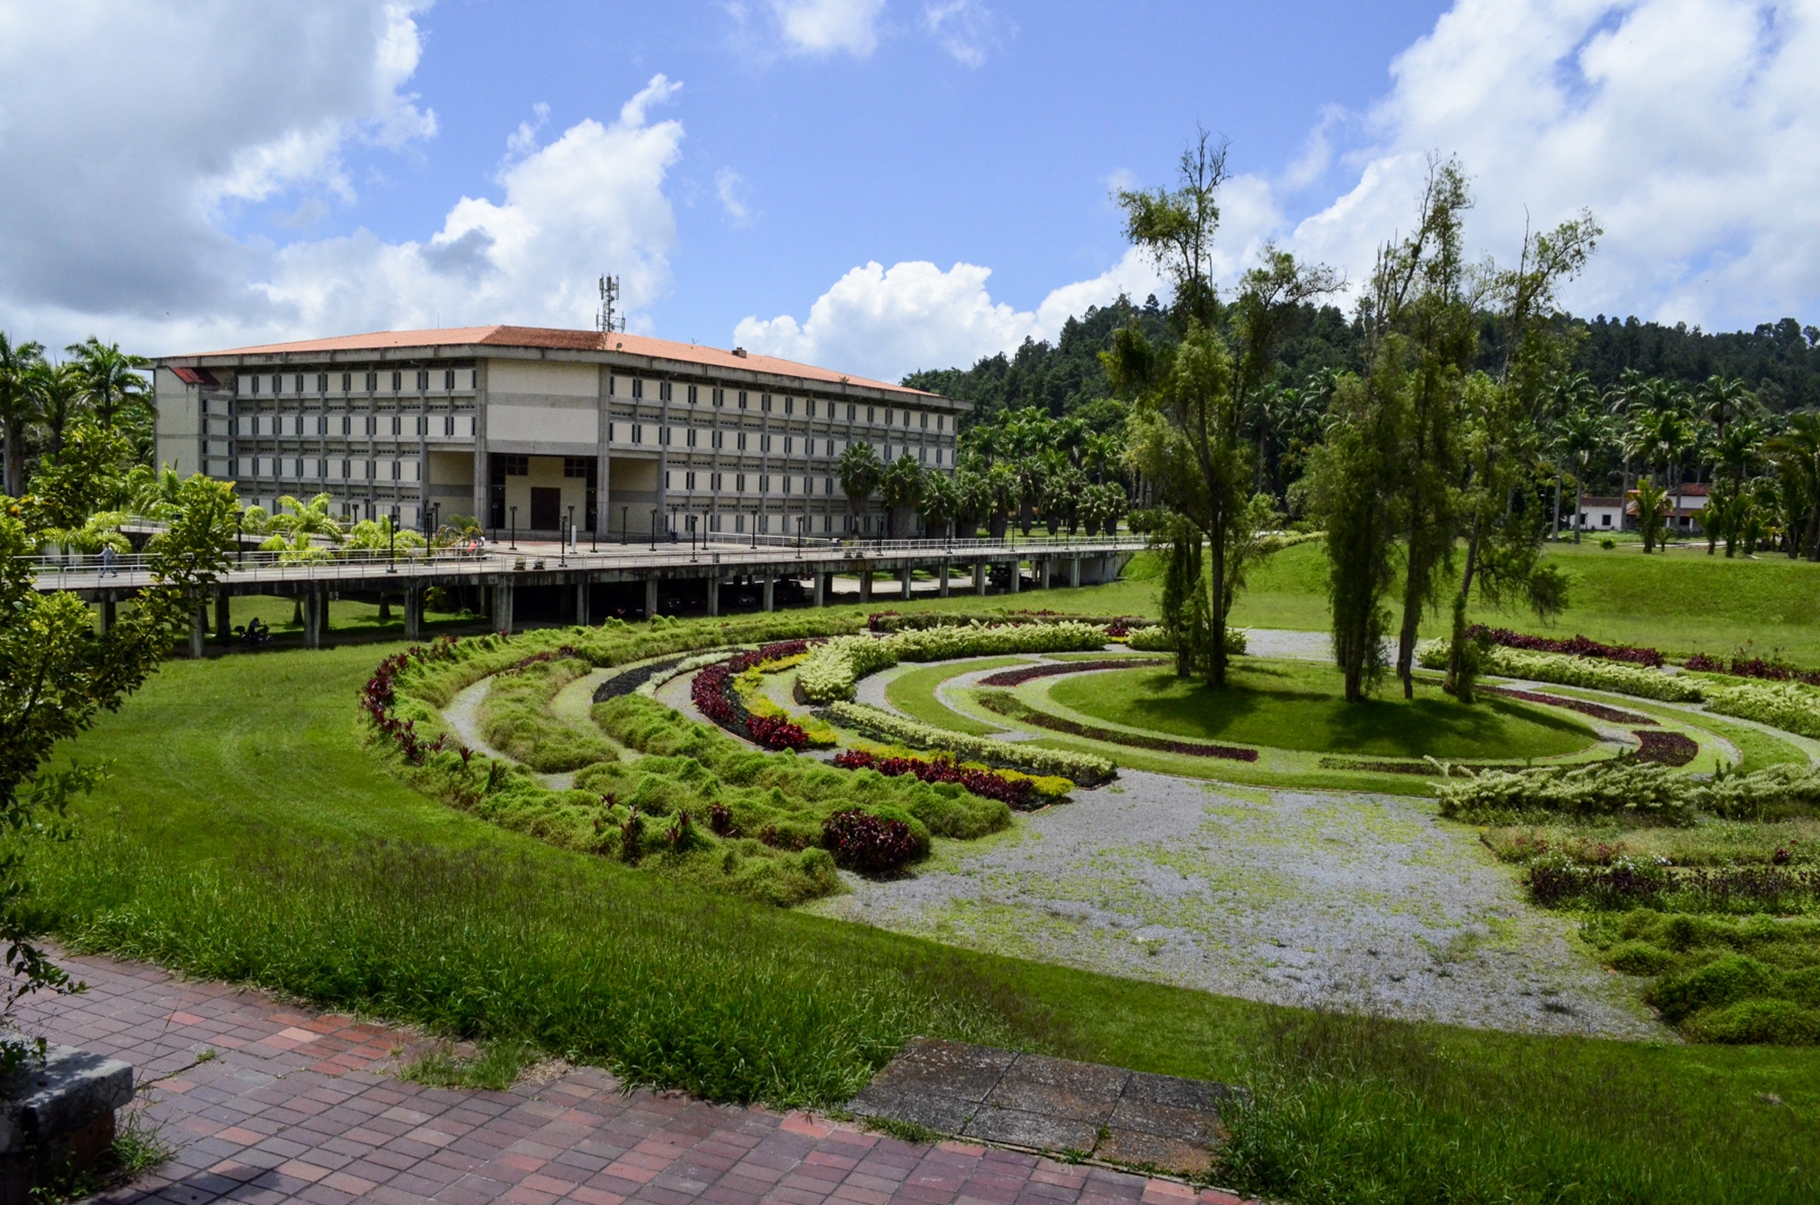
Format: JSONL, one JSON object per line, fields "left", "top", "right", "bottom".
{"left": 25, "top": 954, "right": 1252, "bottom": 1205}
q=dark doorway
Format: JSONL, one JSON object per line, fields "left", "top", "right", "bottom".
{"left": 530, "top": 487, "right": 561, "bottom": 530}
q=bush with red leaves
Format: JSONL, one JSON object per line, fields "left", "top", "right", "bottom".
{"left": 359, "top": 634, "right": 467, "bottom": 765}
{"left": 1685, "top": 652, "right": 1820, "bottom": 686}
{"left": 1468, "top": 626, "right": 1664, "bottom": 667}
{"left": 689, "top": 644, "right": 815, "bottom": 750}
{"left": 1630, "top": 729, "right": 1700, "bottom": 766}
{"left": 976, "top": 659, "right": 1151, "bottom": 687}
{"left": 1479, "top": 685, "right": 1656, "bottom": 725}
{"left": 821, "top": 807, "right": 921, "bottom": 873}
{"left": 832, "top": 749, "right": 1037, "bottom": 809}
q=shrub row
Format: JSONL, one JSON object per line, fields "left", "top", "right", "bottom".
{"left": 974, "top": 690, "right": 1260, "bottom": 762}
{"left": 1686, "top": 652, "right": 1820, "bottom": 686}
{"left": 1527, "top": 856, "right": 1820, "bottom": 914}
{"left": 479, "top": 646, "right": 621, "bottom": 771}
{"left": 1125, "top": 626, "right": 1248, "bottom": 655}
{"left": 1437, "top": 761, "right": 1820, "bottom": 825}
{"left": 797, "top": 620, "right": 1111, "bottom": 702}
{"left": 974, "top": 659, "right": 1153, "bottom": 688}
{"left": 824, "top": 701, "right": 1116, "bottom": 786}
{"left": 865, "top": 609, "right": 1148, "bottom": 635}
{"left": 1703, "top": 681, "right": 1820, "bottom": 740}
{"left": 1479, "top": 685, "right": 1656, "bottom": 725}
{"left": 1467, "top": 625, "right": 1666, "bottom": 667}
{"left": 830, "top": 749, "right": 1051, "bottom": 810}
{"left": 1418, "top": 641, "right": 1703, "bottom": 702}
{"left": 690, "top": 641, "right": 818, "bottom": 751}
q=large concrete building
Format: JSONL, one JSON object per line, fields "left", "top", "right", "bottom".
{"left": 153, "top": 326, "right": 967, "bottom": 539}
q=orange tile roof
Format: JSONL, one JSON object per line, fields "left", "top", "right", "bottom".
{"left": 168, "top": 325, "right": 940, "bottom": 400}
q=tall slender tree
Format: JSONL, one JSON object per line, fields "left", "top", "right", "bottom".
{"left": 0, "top": 333, "right": 45, "bottom": 497}
{"left": 66, "top": 337, "right": 152, "bottom": 431}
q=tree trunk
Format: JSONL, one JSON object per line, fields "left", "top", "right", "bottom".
{"left": 1208, "top": 529, "right": 1228, "bottom": 689}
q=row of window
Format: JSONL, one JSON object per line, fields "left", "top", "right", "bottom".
{"left": 238, "top": 456, "right": 421, "bottom": 483}
{"left": 608, "top": 422, "right": 944, "bottom": 464}
{"left": 609, "top": 380, "right": 946, "bottom": 432}
{"left": 237, "top": 369, "right": 476, "bottom": 396}
{"left": 660, "top": 470, "right": 845, "bottom": 497}
{"left": 236, "top": 413, "right": 476, "bottom": 439}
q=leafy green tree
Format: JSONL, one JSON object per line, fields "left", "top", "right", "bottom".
{"left": 17, "top": 421, "right": 138, "bottom": 533}
{"left": 984, "top": 462, "right": 1019, "bottom": 539}
{"left": 0, "top": 334, "right": 44, "bottom": 498}
{"left": 0, "top": 474, "right": 235, "bottom": 1058}
{"left": 1555, "top": 406, "right": 1614, "bottom": 543}
{"left": 916, "top": 470, "right": 958, "bottom": 539}
{"left": 1766, "top": 413, "right": 1820, "bottom": 559}
{"left": 837, "top": 442, "right": 882, "bottom": 535}
{"left": 269, "top": 493, "right": 346, "bottom": 543}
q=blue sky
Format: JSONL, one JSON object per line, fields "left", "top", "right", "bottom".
{"left": 2, "top": 1, "right": 1817, "bottom": 380}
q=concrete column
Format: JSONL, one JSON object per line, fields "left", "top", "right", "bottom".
{"left": 645, "top": 576, "right": 659, "bottom": 619}
{"left": 900, "top": 566, "right": 913, "bottom": 600}
{"left": 304, "top": 588, "right": 323, "bottom": 650}
{"left": 1070, "top": 556, "right": 1082, "bottom": 588}
{"left": 404, "top": 587, "right": 424, "bottom": 640}
{"left": 1035, "top": 558, "right": 1048, "bottom": 590}
{"left": 813, "top": 572, "right": 826, "bottom": 607}
{"left": 859, "top": 570, "right": 873, "bottom": 604}
{"left": 938, "top": 560, "right": 951, "bottom": 598}
{"left": 1009, "top": 559, "right": 1020, "bottom": 594}
{"left": 975, "top": 560, "right": 988, "bottom": 596}
{"left": 707, "top": 576, "right": 720, "bottom": 617}
{"left": 189, "top": 606, "right": 206, "bottom": 659}
{"left": 215, "top": 589, "right": 232, "bottom": 646}
{"left": 574, "top": 580, "right": 589, "bottom": 627}
{"left": 99, "top": 596, "right": 116, "bottom": 635}
{"left": 762, "top": 574, "right": 775, "bottom": 612}
{"left": 492, "top": 582, "right": 515, "bottom": 634}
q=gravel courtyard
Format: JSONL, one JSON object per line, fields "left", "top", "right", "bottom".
{"left": 805, "top": 770, "right": 1664, "bottom": 1039}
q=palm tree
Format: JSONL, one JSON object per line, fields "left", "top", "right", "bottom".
{"left": 950, "top": 467, "right": 988, "bottom": 539}
{"left": 1633, "top": 478, "right": 1671, "bottom": 553}
{"left": 837, "top": 441, "right": 882, "bottom": 536}
{"left": 25, "top": 360, "right": 86, "bottom": 458}
{"left": 1697, "top": 375, "right": 1754, "bottom": 446}
{"left": 879, "top": 455, "right": 925, "bottom": 538}
{"left": 1626, "top": 407, "right": 1695, "bottom": 540}
{"left": 1544, "top": 372, "right": 1599, "bottom": 538}
{"left": 270, "top": 493, "right": 346, "bottom": 543}
{"left": 985, "top": 462, "right": 1019, "bottom": 539}
{"left": 1554, "top": 407, "right": 1612, "bottom": 543}
{"left": 1765, "top": 413, "right": 1820, "bottom": 560}
{"left": 916, "top": 470, "right": 958, "bottom": 540}
{"left": 65, "top": 337, "right": 152, "bottom": 431}
{"left": 0, "top": 332, "right": 45, "bottom": 497}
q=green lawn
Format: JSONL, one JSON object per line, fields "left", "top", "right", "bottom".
{"left": 883, "top": 658, "right": 1024, "bottom": 735}
{"left": 29, "top": 639, "right": 1820, "bottom": 1203}
{"left": 1047, "top": 659, "right": 1598, "bottom": 760}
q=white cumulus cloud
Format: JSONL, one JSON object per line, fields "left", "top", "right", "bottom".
{"left": 1284, "top": 0, "right": 1820, "bottom": 328}
{"left": 769, "top": 0, "right": 886, "bottom": 57}
{"left": 734, "top": 251, "right": 1166, "bottom": 382}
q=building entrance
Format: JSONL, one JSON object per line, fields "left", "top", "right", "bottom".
{"left": 530, "top": 487, "right": 561, "bottom": 530}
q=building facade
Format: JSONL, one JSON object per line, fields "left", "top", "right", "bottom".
{"left": 153, "top": 325, "right": 967, "bottom": 538}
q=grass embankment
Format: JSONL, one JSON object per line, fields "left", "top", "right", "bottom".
{"left": 1048, "top": 660, "right": 1597, "bottom": 760}
{"left": 32, "top": 643, "right": 1820, "bottom": 1203}
{"left": 882, "top": 658, "right": 1024, "bottom": 735}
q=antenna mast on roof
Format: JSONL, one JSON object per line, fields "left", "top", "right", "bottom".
{"left": 596, "top": 275, "right": 626, "bottom": 335}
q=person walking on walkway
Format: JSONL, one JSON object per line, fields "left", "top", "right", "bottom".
{"left": 100, "top": 543, "right": 119, "bottom": 577}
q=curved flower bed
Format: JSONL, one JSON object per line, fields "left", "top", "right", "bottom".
{"left": 798, "top": 620, "right": 1111, "bottom": 703}
{"left": 691, "top": 641, "right": 816, "bottom": 751}
{"left": 1479, "top": 685, "right": 1656, "bottom": 726}
{"left": 1468, "top": 626, "right": 1665, "bottom": 667}
{"left": 832, "top": 749, "right": 1042, "bottom": 810}
{"left": 975, "top": 690, "right": 1259, "bottom": 762}
{"left": 825, "top": 701, "right": 1114, "bottom": 785}
{"left": 1686, "top": 653, "right": 1820, "bottom": 686}
{"left": 1631, "top": 728, "right": 1699, "bottom": 767}
{"left": 975, "top": 658, "right": 1155, "bottom": 688}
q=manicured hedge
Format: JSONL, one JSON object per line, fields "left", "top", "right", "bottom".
{"left": 1704, "top": 681, "right": 1820, "bottom": 740}
{"left": 825, "top": 701, "right": 1116, "bottom": 786}
{"left": 1437, "top": 760, "right": 1820, "bottom": 825}
{"left": 797, "top": 620, "right": 1111, "bottom": 703}
{"left": 1418, "top": 641, "right": 1704, "bottom": 703}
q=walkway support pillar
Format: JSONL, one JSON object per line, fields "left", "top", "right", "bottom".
{"left": 1009, "top": 559, "right": 1020, "bottom": 594}
{"left": 99, "top": 596, "right": 116, "bottom": 636}
{"left": 900, "top": 566, "right": 913, "bottom": 600}
{"left": 859, "top": 570, "right": 873, "bottom": 605}
{"left": 707, "top": 576, "right": 720, "bottom": 617}
{"left": 938, "top": 560, "right": 950, "bottom": 598}
{"left": 215, "top": 589, "right": 232, "bottom": 647}
{"left": 1070, "top": 556, "right": 1081, "bottom": 589}
{"left": 813, "top": 572, "right": 826, "bottom": 607}
{"left": 762, "top": 574, "right": 775, "bottom": 612}
{"left": 574, "top": 580, "right": 590, "bottom": 627}
{"left": 493, "top": 582, "right": 515, "bottom": 634}
{"left": 304, "top": 587, "right": 324, "bottom": 650}
{"left": 1036, "top": 558, "right": 1048, "bottom": 589}
{"left": 974, "top": 559, "right": 988, "bottom": 596}
{"left": 404, "top": 587, "right": 424, "bottom": 640}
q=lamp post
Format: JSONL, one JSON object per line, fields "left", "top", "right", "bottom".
{"left": 235, "top": 513, "right": 244, "bottom": 567}
{"left": 621, "top": 505, "right": 629, "bottom": 545}
{"left": 559, "top": 514, "right": 568, "bottom": 568}
{"left": 649, "top": 509, "right": 658, "bottom": 551}
{"left": 750, "top": 511, "right": 758, "bottom": 550}
{"left": 590, "top": 505, "right": 597, "bottom": 553}
{"left": 386, "top": 505, "right": 398, "bottom": 574}
{"left": 567, "top": 505, "right": 575, "bottom": 555}
{"left": 669, "top": 505, "right": 679, "bottom": 544}
{"left": 509, "top": 506, "right": 518, "bottom": 550}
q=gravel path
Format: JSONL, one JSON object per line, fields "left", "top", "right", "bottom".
{"left": 804, "top": 770, "right": 1665, "bottom": 1040}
